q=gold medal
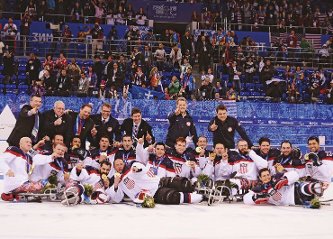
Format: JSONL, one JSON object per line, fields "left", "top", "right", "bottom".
{"left": 102, "top": 174, "right": 108, "bottom": 180}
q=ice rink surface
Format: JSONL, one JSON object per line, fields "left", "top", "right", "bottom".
{"left": 0, "top": 180, "right": 333, "bottom": 239}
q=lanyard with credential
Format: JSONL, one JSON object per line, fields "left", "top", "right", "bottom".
{"left": 123, "top": 151, "right": 130, "bottom": 165}
{"left": 280, "top": 156, "right": 291, "bottom": 165}
{"left": 152, "top": 157, "right": 165, "bottom": 175}
{"left": 26, "top": 155, "right": 30, "bottom": 174}
{"left": 56, "top": 158, "right": 64, "bottom": 172}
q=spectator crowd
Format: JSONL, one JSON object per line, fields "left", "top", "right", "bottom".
{"left": 0, "top": 0, "right": 332, "bottom": 104}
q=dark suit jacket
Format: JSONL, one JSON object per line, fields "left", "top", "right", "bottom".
{"left": 120, "top": 118, "right": 155, "bottom": 147}
{"left": 69, "top": 112, "right": 95, "bottom": 148}
{"left": 106, "top": 69, "right": 124, "bottom": 90}
{"left": 55, "top": 76, "right": 72, "bottom": 92}
{"left": 90, "top": 114, "right": 121, "bottom": 147}
{"left": 41, "top": 109, "right": 72, "bottom": 146}
{"left": 7, "top": 105, "right": 42, "bottom": 147}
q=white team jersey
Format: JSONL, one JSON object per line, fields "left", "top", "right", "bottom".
{"left": 83, "top": 150, "right": 116, "bottom": 170}
{"left": 30, "top": 155, "right": 66, "bottom": 184}
{"left": 0, "top": 148, "right": 53, "bottom": 193}
{"left": 70, "top": 167, "right": 90, "bottom": 183}
{"left": 136, "top": 143, "right": 176, "bottom": 178}
{"left": 244, "top": 171, "right": 299, "bottom": 206}
{"left": 146, "top": 160, "right": 176, "bottom": 178}
{"left": 231, "top": 150, "right": 268, "bottom": 180}
{"left": 69, "top": 166, "right": 102, "bottom": 186}
{"left": 106, "top": 162, "right": 160, "bottom": 203}
{"left": 168, "top": 154, "right": 201, "bottom": 179}
{"left": 196, "top": 155, "right": 209, "bottom": 170}
{"left": 305, "top": 159, "right": 333, "bottom": 183}
{"left": 244, "top": 184, "right": 296, "bottom": 206}
{"left": 202, "top": 159, "right": 233, "bottom": 181}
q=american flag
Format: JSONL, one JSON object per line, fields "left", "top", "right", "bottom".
{"left": 240, "top": 163, "right": 248, "bottom": 174}
{"left": 305, "top": 33, "right": 322, "bottom": 49}
{"left": 146, "top": 169, "right": 155, "bottom": 178}
{"left": 271, "top": 191, "right": 282, "bottom": 201}
{"left": 174, "top": 163, "right": 182, "bottom": 175}
{"left": 123, "top": 177, "right": 135, "bottom": 190}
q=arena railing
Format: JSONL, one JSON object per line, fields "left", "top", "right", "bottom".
{"left": 215, "top": 22, "right": 331, "bottom": 35}
{"left": 1, "top": 37, "right": 172, "bottom": 59}
{"left": 2, "top": 37, "right": 332, "bottom": 68}
{"left": 0, "top": 11, "right": 150, "bottom": 26}
{"left": 214, "top": 44, "right": 333, "bottom": 69}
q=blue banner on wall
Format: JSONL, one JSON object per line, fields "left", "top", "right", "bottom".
{"left": 0, "top": 95, "right": 332, "bottom": 146}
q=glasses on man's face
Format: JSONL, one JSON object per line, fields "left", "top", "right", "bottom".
{"left": 102, "top": 110, "right": 111, "bottom": 113}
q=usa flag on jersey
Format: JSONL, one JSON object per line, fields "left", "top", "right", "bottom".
{"left": 240, "top": 163, "right": 248, "bottom": 174}
{"left": 174, "top": 163, "right": 182, "bottom": 175}
{"left": 271, "top": 191, "right": 282, "bottom": 201}
{"left": 147, "top": 169, "right": 155, "bottom": 178}
{"left": 123, "top": 177, "right": 135, "bottom": 189}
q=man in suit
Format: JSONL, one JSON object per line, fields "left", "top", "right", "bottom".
{"left": 7, "top": 95, "right": 43, "bottom": 147}
{"left": 106, "top": 62, "right": 124, "bottom": 92}
{"left": 69, "top": 104, "right": 95, "bottom": 149}
{"left": 41, "top": 100, "right": 72, "bottom": 147}
{"left": 120, "top": 108, "right": 155, "bottom": 148}
{"left": 90, "top": 102, "right": 121, "bottom": 148}
{"left": 55, "top": 69, "right": 72, "bottom": 96}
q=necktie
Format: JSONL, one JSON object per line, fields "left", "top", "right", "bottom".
{"left": 133, "top": 124, "right": 138, "bottom": 139}
{"left": 31, "top": 113, "right": 39, "bottom": 143}
{"left": 77, "top": 119, "right": 82, "bottom": 135}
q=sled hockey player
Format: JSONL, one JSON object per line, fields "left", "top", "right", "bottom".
{"left": 136, "top": 138, "right": 176, "bottom": 178}
{"left": 61, "top": 160, "right": 112, "bottom": 206}
{"left": 32, "top": 134, "right": 65, "bottom": 156}
{"left": 166, "top": 137, "right": 201, "bottom": 182}
{"left": 227, "top": 139, "right": 268, "bottom": 195}
{"left": 84, "top": 136, "right": 117, "bottom": 169}
{"left": 301, "top": 136, "right": 333, "bottom": 190}
{"left": 108, "top": 157, "right": 127, "bottom": 186}
{"left": 0, "top": 137, "right": 64, "bottom": 201}
{"left": 253, "top": 137, "right": 280, "bottom": 171}
{"left": 65, "top": 136, "right": 90, "bottom": 170}
{"left": 195, "top": 143, "right": 234, "bottom": 204}
{"left": 243, "top": 168, "right": 325, "bottom": 208}
{"left": 30, "top": 142, "right": 70, "bottom": 186}
{"left": 202, "top": 143, "right": 232, "bottom": 182}
{"left": 272, "top": 140, "right": 305, "bottom": 175}
{"left": 194, "top": 136, "right": 213, "bottom": 169}
{"left": 113, "top": 135, "right": 136, "bottom": 169}
{"left": 106, "top": 161, "right": 203, "bottom": 207}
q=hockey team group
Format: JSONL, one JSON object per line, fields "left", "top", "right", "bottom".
{"left": 0, "top": 95, "right": 332, "bottom": 208}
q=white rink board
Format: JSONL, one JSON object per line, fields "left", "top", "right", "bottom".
{"left": 0, "top": 180, "right": 333, "bottom": 239}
